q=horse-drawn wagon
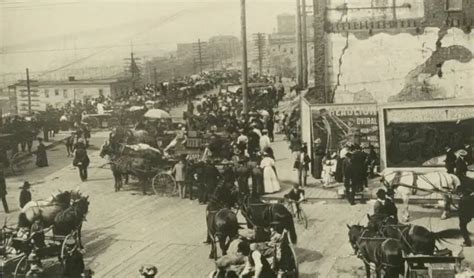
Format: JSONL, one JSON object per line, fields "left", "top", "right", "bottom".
{"left": 403, "top": 252, "right": 463, "bottom": 278}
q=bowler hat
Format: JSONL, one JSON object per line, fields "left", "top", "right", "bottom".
{"left": 19, "top": 181, "right": 31, "bottom": 189}
{"left": 376, "top": 189, "right": 386, "bottom": 199}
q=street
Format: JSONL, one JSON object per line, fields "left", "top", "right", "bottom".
{"left": 3, "top": 129, "right": 472, "bottom": 277}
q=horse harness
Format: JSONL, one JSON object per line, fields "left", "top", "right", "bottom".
{"left": 356, "top": 229, "right": 401, "bottom": 270}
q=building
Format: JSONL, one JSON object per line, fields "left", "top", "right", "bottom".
{"left": 307, "top": 0, "right": 474, "bottom": 104}
{"left": 208, "top": 35, "right": 241, "bottom": 61}
{"left": 277, "top": 14, "right": 296, "bottom": 34}
{"left": 10, "top": 77, "right": 132, "bottom": 115}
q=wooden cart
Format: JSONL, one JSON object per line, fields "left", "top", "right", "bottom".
{"left": 403, "top": 252, "right": 463, "bottom": 278}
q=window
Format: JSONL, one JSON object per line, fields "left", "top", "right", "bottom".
{"left": 446, "top": 0, "right": 462, "bottom": 11}
{"left": 44, "top": 89, "right": 49, "bottom": 98}
{"left": 55, "top": 89, "right": 59, "bottom": 96}
{"left": 63, "top": 89, "right": 68, "bottom": 98}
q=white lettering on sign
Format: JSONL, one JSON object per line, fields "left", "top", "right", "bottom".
{"left": 387, "top": 106, "right": 474, "bottom": 124}
{"left": 327, "top": 106, "right": 377, "bottom": 117}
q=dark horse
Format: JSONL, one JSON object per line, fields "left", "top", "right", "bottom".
{"left": 207, "top": 187, "right": 241, "bottom": 259}
{"left": 348, "top": 225, "right": 404, "bottom": 278}
{"left": 369, "top": 215, "right": 462, "bottom": 255}
{"left": 239, "top": 195, "right": 297, "bottom": 244}
{"left": 53, "top": 196, "right": 90, "bottom": 249}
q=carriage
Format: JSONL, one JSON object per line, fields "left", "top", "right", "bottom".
{"left": 403, "top": 251, "right": 463, "bottom": 278}
{"left": 0, "top": 133, "right": 29, "bottom": 175}
{"left": 0, "top": 224, "right": 81, "bottom": 277}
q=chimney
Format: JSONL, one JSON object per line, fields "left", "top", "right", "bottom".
{"left": 68, "top": 76, "right": 76, "bottom": 81}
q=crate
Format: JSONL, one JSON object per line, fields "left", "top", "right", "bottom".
{"left": 428, "top": 263, "right": 455, "bottom": 278}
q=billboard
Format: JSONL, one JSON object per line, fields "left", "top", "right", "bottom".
{"left": 311, "top": 103, "right": 379, "bottom": 154}
{"left": 379, "top": 101, "right": 474, "bottom": 169}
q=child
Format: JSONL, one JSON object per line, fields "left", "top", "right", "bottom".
{"left": 19, "top": 181, "right": 32, "bottom": 209}
{"left": 172, "top": 158, "right": 186, "bottom": 198}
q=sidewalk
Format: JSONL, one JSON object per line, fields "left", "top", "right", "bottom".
{"left": 263, "top": 134, "right": 444, "bottom": 204}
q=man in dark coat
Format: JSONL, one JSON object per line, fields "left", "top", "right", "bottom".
{"left": 19, "top": 181, "right": 32, "bottom": 209}
{"left": 444, "top": 146, "right": 456, "bottom": 174}
{"left": 343, "top": 152, "right": 355, "bottom": 205}
{"left": 351, "top": 145, "right": 368, "bottom": 192}
{"left": 203, "top": 161, "right": 221, "bottom": 203}
{"left": 313, "top": 138, "right": 325, "bottom": 179}
{"left": 73, "top": 145, "right": 90, "bottom": 182}
{"left": 455, "top": 150, "right": 468, "bottom": 177}
{"left": 36, "top": 138, "right": 48, "bottom": 167}
{"left": 0, "top": 170, "right": 9, "bottom": 213}
{"left": 235, "top": 157, "right": 251, "bottom": 195}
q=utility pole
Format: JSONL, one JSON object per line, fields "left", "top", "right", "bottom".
{"left": 256, "top": 33, "right": 265, "bottom": 76}
{"left": 296, "top": 0, "right": 304, "bottom": 88}
{"left": 241, "top": 0, "right": 249, "bottom": 115}
{"left": 153, "top": 67, "right": 158, "bottom": 86}
{"left": 198, "top": 39, "right": 203, "bottom": 74}
{"left": 301, "top": 0, "right": 308, "bottom": 88}
{"left": 26, "top": 68, "right": 31, "bottom": 115}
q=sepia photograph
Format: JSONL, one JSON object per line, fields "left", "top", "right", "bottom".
{"left": 0, "top": 0, "right": 473, "bottom": 277}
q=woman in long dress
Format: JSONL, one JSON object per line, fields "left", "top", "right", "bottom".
{"left": 260, "top": 152, "right": 280, "bottom": 194}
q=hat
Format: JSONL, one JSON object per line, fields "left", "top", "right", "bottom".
{"left": 456, "top": 149, "right": 468, "bottom": 157}
{"left": 27, "top": 252, "right": 39, "bottom": 262}
{"left": 376, "top": 189, "right": 386, "bottom": 199}
{"left": 314, "top": 138, "right": 322, "bottom": 144}
{"left": 65, "top": 237, "right": 76, "bottom": 246}
{"left": 139, "top": 264, "right": 158, "bottom": 276}
{"left": 20, "top": 181, "right": 31, "bottom": 189}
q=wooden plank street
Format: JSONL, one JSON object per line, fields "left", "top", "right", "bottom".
{"left": 3, "top": 130, "right": 472, "bottom": 277}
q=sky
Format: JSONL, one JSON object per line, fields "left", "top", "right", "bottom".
{"left": 0, "top": 0, "right": 294, "bottom": 79}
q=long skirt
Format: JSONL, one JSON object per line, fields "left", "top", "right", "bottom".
{"left": 263, "top": 166, "right": 280, "bottom": 194}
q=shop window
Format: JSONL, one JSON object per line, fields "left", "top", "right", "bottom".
{"left": 446, "top": 0, "right": 462, "bottom": 11}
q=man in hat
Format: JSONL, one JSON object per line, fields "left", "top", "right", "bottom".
{"left": 313, "top": 138, "right": 325, "bottom": 180}
{"left": 19, "top": 181, "right": 32, "bottom": 208}
{"left": 367, "top": 188, "right": 389, "bottom": 231}
{"left": 343, "top": 152, "right": 355, "bottom": 205}
{"left": 66, "top": 132, "right": 76, "bottom": 157}
{"left": 0, "top": 170, "right": 9, "bottom": 213}
{"left": 444, "top": 146, "right": 456, "bottom": 174}
{"left": 455, "top": 149, "right": 468, "bottom": 177}
{"left": 352, "top": 144, "right": 368, "bottom": 192}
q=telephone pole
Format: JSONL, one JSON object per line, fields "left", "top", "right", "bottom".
{"left": 26, "top": 68, "right": 31, "bottom": 115}
{"left": 241, "top": 0, "right": 249, "bottom": 115}
{"left": 153, "top": 67, "right": 158, "bottom": 86}
{"left": 198, "top": 39, "right": 203, "bottom": 74}
{"left": 296, "top": 0, "right": 304, "bottom": 88}
{"left": 256, "top": 33, "right": 265, "bottom": 75}
{"left": 301, "top": 0, "right": 308, "bottom": 88}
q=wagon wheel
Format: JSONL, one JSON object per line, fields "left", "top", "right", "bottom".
{"left": 152, "top": 172, "right": 176, "bottom": 196}
{"left": 297, "top": 209, "right": 308, "bottom": 230}
{"left": 10, "top": 151, "right": 27, "bottom": 175}
{"left": 14, "top": 255, "right": 30, "bottom": 278}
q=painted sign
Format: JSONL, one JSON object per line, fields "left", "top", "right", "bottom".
{"left": 311, "top": 103, "right": 379, "bottom": 152}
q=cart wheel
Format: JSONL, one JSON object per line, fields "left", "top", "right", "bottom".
{"left": 10, "top": 152, "right": 27, "bottom": 175}
{"left": 14, "top": 255, "right": 30, "bottom": 278}
{"left": 152, "top": 172, "right": 176, "bottom": 196}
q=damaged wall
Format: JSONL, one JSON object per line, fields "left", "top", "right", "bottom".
{"left": 321, "top": 0, "right": 474, "bottom": 103}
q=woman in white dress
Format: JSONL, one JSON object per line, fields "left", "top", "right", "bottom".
{"left": 260, "top": 152, "right": 281, "bottom": 194}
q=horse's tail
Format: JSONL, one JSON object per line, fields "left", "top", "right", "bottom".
{"left": 18, "top": 213, "right": 30, "bottom": 228}
{"left": 431, "top": 228, "right": 462, "bottom": 242}
{"left": 285, "top": 215, "right": 298, "bottom": 244}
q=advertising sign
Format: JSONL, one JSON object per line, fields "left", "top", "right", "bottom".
{"left": 311, "top": 103, "right": 379, "bottom": 153}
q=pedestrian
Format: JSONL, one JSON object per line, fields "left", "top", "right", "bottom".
{"left": 322, "top": 152, "right": 337, "bottom": 187}
{"left": 444, "top": 146, "right": 456, "bottom": 174}
{"left": 19, "top": 181, "right": 32, "bottom": 209}
{"left": 366, "top": 145, "right": 378, "bottom": 178}
{"left": 343, "top": 152, "right": 355, "bottom": 205}
{"left": 352, "top": 144, "right": 368, "bottom": 192}
{"left": 35, "top": 138, "right": 48, "bottom": 167}
{"left": 73, "top": 145, "right": 90, "bottom": 182}
{"left": 0, "top": 170, "right": 9, "bottom": 213}
{"left": 260, "top": 151, "right": 280, "bottom": 194}
{"left": 139, "top": 265, "right": 158, "bottom": 278}
{"left": 249, "top": 155, "right": 264, "bottom": 197}
{"left": 236, "top": 156, "right": 250, "bottom": 195}
{"left": 313, "top": 138, "right": 325, "bottom": 179}
{"left": 172, "top": 158, "right": 186, "bottom": 198}
{"left": 295, "top": 144, "right": 311, "bottom": 188}
{"left": 62, "top": 238, "right": 85, "bottom": 278}
{"left": 66, "top": 132, "right": 75, "bottom": 157}
{"left": 455, "top": 149, "right": 468, "bottom": 177}
{"left": 259, "top": 129, "right": 271, "bottom": 152}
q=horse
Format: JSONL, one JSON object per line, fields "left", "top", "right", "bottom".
{"left": 207, "top": 187, "right": 241, "bottom": 260}
{"left": 53, "top": 196, "right": 90, "bottom": 249}
{"left": 368, "top": 215, "right": 461, "bottom": 255}
{"left": 18, "top": 191, "right": 72, "bottom": 228}
{"left": 239, "top": 195, "right": 297, "bottom": 244}
{"left": 380, "top": 170, "right": 460, "bottom": 222}
{"left": 347, "top": 225, "right": 404, "bottom": 278}
{"left": 100, "top": 141, "right": 160, "bottom": 194}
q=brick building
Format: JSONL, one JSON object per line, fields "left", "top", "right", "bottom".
{"left": 307, "top": 0, "right": 474, "bottom": 104}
